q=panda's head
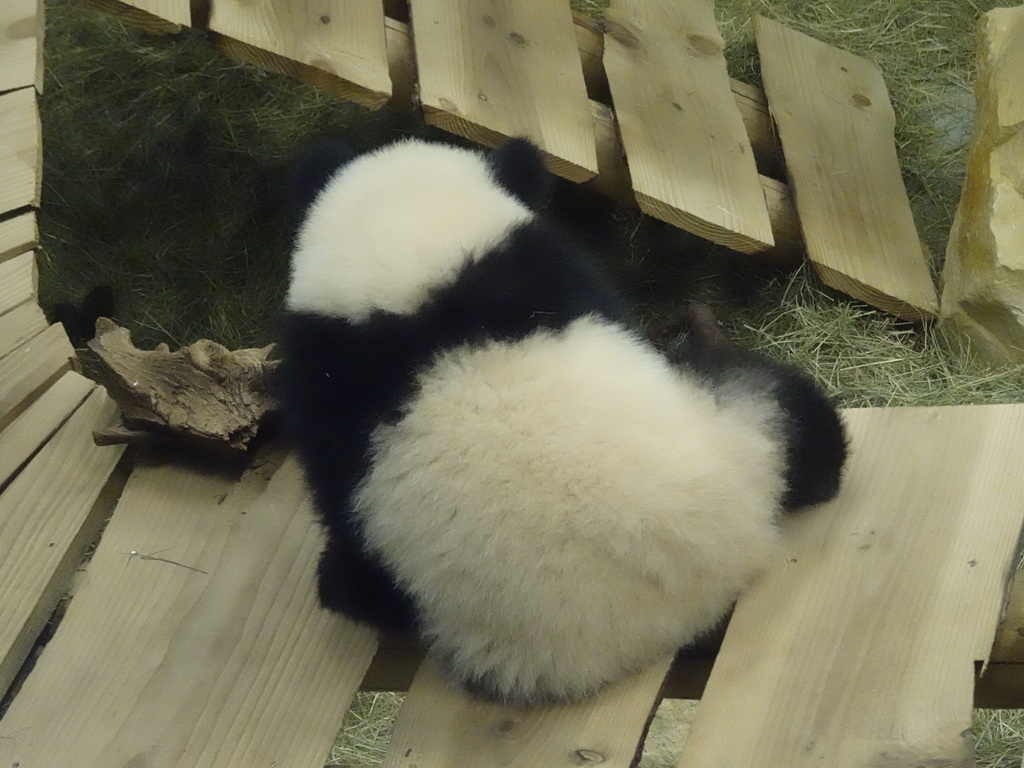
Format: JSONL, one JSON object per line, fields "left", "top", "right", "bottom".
{"left": 285, "top": 138, "right": 552, "bottom": 322}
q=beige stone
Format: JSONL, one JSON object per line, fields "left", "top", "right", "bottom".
{"left": 940, "top": 5, "right": 1024, "bottom": 364}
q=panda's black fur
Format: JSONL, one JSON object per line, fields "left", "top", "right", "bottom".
{"left": 277, "top": 137, "right": 848, "bottom": 705}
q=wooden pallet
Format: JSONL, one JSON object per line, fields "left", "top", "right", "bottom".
{"left": 4, "top": 1, "right": 1024, "bottom": 766}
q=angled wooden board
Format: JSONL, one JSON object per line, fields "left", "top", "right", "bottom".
{"left": 0, "top": 250, "right": 36, "bottom": 318}
{"left": 0, "top": 370, "right": 95, "bottom": 487}
{"left": 107, "top": 0, "right": 191, "bottom": 26}
{"left": 411, "top": 0, "right": 598, "bottom": 182}
{"left": 209, "top": 0, "right": 391, "bottom": 108}
{"left": 382, "top": 655, "right": 672, "bottom": 768}
{"left": 604, "top": 0, "right": 774, "bottom": 253}
{"left": 0, "top": 211, "right": 36, "bottom": 263}
{"left": 678, "top": 404, "right": 1024, "bottom": 767}
{"left": 0, "top": 450, "right": 378, "bottom": 767}
{"left": 0, "top": 88, "right": 41, "bottom": 216}
{"left": 754, "top": 16, "right": 938, "bottom": 321}
{"left": 0, "top": 301, "right": 47, "bottom": 362}
{"left": 0, "top": 386, "right": 121, "bottom": 694}
{"left": 0, "top": 0, "right": 43, "bottom": 94}
{"left": 0, "top": 323, "right": 75, "bottom": 431}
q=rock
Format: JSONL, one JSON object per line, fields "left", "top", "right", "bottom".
{"left": 940, "top": 5, "right": 1024, "bottom": 364}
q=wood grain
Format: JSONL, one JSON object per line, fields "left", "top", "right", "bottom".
{"left": 604, "top": 0, "right": 774, "bottom": 254}
{"left": 0, "top": 88, "right": 41, "bottom": 216}
{"left": 411, "top": 0, "right": 598, "bottom": 182}
{"left": 754, "top": 16, "right": 938, "bottom": 320}
{"left": 0, "top": 211, "right": 36, "bottom": 263}
{"left": 0, "top": 370, "right": 95, "bottom": 487}
{"left": 678, "top": 405, "right": 1024, "bottom": 767}
{"left": 382, "top": 655, "right": 672, "bottom": 768}
{"left": 0, "top": 387, "right": 122, "bottom": 694}
{"left": 0, "top": 323, "right": 75, "bottom": 431}
{"left": 210, "top": 0, "right": 391, "bottom": 108}
{"left": 0, "top": 301, "right": 47, "bottom": 362}
{"left": 0, "top": 450, "right": 378, "bottom": 767}
{"left": 0, "top": 250, "right": 36, "bottom": 318}
{"left": 0, "top": 0, "right": 43, "bottom": 94}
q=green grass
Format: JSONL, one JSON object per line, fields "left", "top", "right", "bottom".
{"left": 38, "top": 0, "right": 1024, "bottom": 765}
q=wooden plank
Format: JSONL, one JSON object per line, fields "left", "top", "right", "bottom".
{"left": 0, "top": 0, "right": 43, "bottom": 94}
{"left": 603, "top": 0, "right": 774, "bottom": 254}
{"left": 0, "top": 250, "right": 36, "bottom": 318}
{"left": 0, "top": 451, "right": 378, "bottom": 767}
{"left": 411, "top": 0, "right": 598, "bottom": 182}
{"left": 382, "top": 16, "right": 801, "bottom": 264}
{"left": 210, "top": 0, "right": 391, "bottom": 109}
{"left": 0, "top": 370, "right": 95, "bottom": 487}
{"left": 0, "top": 88, "right": 41, "bottom": 217}
{"left": 0, "top": 386, "right": 122, "bottom": 695}
{"left": 0, "top": 301, "right": 47, "bottom": 362}
{"left": 0, "top": 323, "right": 75, "bottom": 432}
{"left": 382, "top": 655, "right": 672, "bottom": 768}
{"left": 678, "top": 404, "right": 1024, "bottom": 767}
{"left": 0, "top": 211, "right": 36, "bottom": 263}
{"left": 754, "top": 16, "right": 938, "bottom": 321}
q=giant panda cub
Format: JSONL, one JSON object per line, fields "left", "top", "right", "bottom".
{"left": 277, "top": 137, "right": 848, "bottom": 706}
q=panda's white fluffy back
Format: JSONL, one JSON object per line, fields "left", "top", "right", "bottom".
{"left": 286, "top": 139, "right": 533, "bottom": 321}
{"left": 354, "top": 315, "right": 787, "bottom": 703}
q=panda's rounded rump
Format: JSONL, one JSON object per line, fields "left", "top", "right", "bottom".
{"left": 354, "top": 316, "right": 786, "bottom": 701}
{"left": 286, "top": 139, "right": 534, "bottom": 321}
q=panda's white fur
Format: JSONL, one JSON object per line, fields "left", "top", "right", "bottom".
{"left": 280, "top": 137, "right": 846, "bottom": 707}
{"left": 286, "top": 139, "right": 533, "bottom": 321}
{"left": 355, "top": 314, "right": 786, "bottom": 702}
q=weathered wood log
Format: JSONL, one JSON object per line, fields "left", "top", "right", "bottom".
{"left": 940, "top": 5, "right": 1024, "bottom": 364}
{"left": 87, "top": 318, "right": 277, "bottom": 453}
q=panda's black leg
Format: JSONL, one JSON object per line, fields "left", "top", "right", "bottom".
{"left": 317, "top": 536, "right": 418, "bottom": 633}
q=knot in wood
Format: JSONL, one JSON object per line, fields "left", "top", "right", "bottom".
{"left": 852, "top": 93, "right": 872, "bottom": 108}
{"left": 687, "top": 33, "right": 723, "bottom": 56}
{"left": 574, "top": 748, "right": 605, "bottom": 764}
{"left": 508, "top": 31, "right": 527, "bottom": 46}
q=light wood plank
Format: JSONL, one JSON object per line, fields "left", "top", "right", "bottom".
{"left": 0, "top": 323, "right": 75, "bottom": 431}
{"left": 383, "top": 15, "right": 801, "bottom": 264}
{"left": 0, "top": 0, "right": 42, "bottom": 94}
{"left": 678, "top": 405, "right": 1024, "bottom": 767}
{"left": 0, "top": 370, "right": 95, "bottom": 487}
{"left": 411, "top": 0, "right": 598, "bottom": 182}
{"left": 0, "top": 386, "right": 122, "bottom": 695}
{"left": 0, "top": 250, "right": 36, "bottom": 318}
{"left": 210, "top": 0, "right": 391, "bottom": 108}
{"left": 754, "top": 16, "right": 938, "bottom": 320}
{"left": 0, "top": 301, "right": 47, "bottom": 362}
{"left": 110, "top": 0, "right": 191, "bottom": 26}
{"left": 0, "top": 451, "right": 378, "bottom": 767}
{"left": 0, "top": 88, "right": 41, "bottom": 216}
{"left": 604, "top": 0, "right": 774, "bottom": 254}
{"left": 0, "top": 211, "right": 36, "bottom": 263}
{"left": 382, "top": 655, "right": 671, "bottom": 768}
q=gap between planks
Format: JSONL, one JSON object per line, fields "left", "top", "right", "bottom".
{"left": 0, "top": 386, "right": 123, "bottom": 695}
{"left": 0, "top": 448, "right": 378, "bottom": 767}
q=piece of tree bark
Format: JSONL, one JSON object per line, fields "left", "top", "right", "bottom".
{"left": 87, "top": 318, "right": 277, "bottom": 453}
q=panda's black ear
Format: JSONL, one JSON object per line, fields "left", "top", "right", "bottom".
{"left": 287, "top": 138, "right": 357, "bottom": 217}
{"left": 489, "top": 138, "right": 552, "bottom": 211}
